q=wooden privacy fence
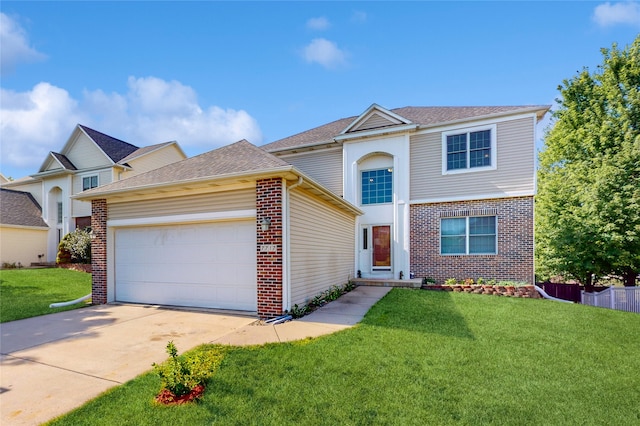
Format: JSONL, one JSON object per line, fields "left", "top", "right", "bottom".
{"left": 582, "top": 286, "right": 640, "bottom": 314}
{"left": 537, "top": 282, "right": 582, "bottom": 303}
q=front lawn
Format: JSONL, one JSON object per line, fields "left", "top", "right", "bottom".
{"left": 0, "top": 268, "right": 92, "bottom": 322}
{"left": 48, "top": 290, "right": 640, "bottom": 425}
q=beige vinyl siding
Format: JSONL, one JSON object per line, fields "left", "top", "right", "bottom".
{"left": 72, "top": 170, "right": 113, "bottom": 217}
{"left": 120, "top": 145, "right": 184, "bottom": 180}
{"left": 0, "top": 226, "right": 48, "bottom": 265}
{"left": 289, "top": 188, "right": 355, "bottom": 307}
{"left": 279, "top": 149, "right": 343, "bottom": 195}
{"left": 410, "top": 117, "right": 535, "bottom": 200}
{"left": 353, "top": 113, "right": 395, "bottom": 131}
{"left": 66, "top": 133, "right": 111, "bottom": 169}
{"left": 108, "top": 188, "right": 255, "bottom": 220}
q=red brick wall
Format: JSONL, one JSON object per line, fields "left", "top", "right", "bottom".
{"left": 91, "top": 199, "right": 107, "bottom": 304}
{"left": 256, "top": 178, "right": 284, "bottom": 318}
{"left": 410, "top": 197, "right": 534, "bottom": 284}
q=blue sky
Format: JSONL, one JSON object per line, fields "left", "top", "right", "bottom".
{"left": 1, "top": 1, "right": 639, "bottom": 179}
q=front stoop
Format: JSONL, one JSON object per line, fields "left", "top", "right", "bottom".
{"left": 352, "top": 278, "right": 423, "bottom": 288}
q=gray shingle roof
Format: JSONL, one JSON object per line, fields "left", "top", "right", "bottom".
{"left": 50, "top": 152, "right": 77, "bottom": 170}
{"left": 81, "top": 139, "right": 291, "bottom": 195}
{"left": 0, "top": 188, "right": 48, "bottom": 227}
{"left": 79, "top": 124, "right": 139, "bottom": 163}
{"left": 263, "top": 105, "right": 550, "bottom": 152}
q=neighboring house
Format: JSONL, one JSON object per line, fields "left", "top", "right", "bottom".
{"left": 78, "top": 103, "right": 549, "bottom": 318}
{"left": 0, "top": 124, "right": 186, "bottom": 263}
{"left": 0, "top": 188, "right": 48, "bottom": 267}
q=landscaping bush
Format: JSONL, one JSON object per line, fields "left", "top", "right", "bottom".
{"left": 56, "top": 229, "right": 91, "bottom": 264}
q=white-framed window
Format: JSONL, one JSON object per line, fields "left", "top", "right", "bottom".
{"left": 441, "top": 216, "right": 497, "bottom": 255}
{"left": 442, "top": 124, "right": 497, "bottom": 174}
{"left": 361, "top": 168, "right": 393, "bottom": 205}
{"left": 82, "top": 175, "right": 98, "bottom": 191}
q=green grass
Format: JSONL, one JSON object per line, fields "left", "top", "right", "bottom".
{"left": 0, "top": 268, "right": 92, "bottom": 322}
{"left": 48, "top": 289, "right": 640, "bottom": 425}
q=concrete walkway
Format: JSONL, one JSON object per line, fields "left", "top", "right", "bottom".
{"left": 0, "top": 286, "right": 390, "bottom": 425}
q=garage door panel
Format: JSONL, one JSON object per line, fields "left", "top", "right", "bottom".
{"left": 115, "top": 221, "right": 256, "bottom": 311}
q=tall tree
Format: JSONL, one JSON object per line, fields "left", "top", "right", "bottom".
{"left": 536, "top": 36, "right": 640, "bottom": 286}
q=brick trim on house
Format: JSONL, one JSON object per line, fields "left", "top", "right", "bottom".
{"left": 256, "top": 178, "right": 284, "bottom": 318}
{"left": 410, "top": 196, "right": 534, "bottom": 284}
{"left": 91, "top": 199, "right": 107, "bottom": 304}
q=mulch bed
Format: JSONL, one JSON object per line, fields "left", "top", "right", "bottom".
{"left": 155, "top": 384, "right": 205, "bottom": 405}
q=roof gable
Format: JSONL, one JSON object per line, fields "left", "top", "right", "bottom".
{"left": 342, "top": 103, "right": 412, "bottom": 134}
{"left": 0, "top": 188, "right": 48, "bottom": 228}
{"left": 78, "top": 125, "right": 139, "bottom": 163}
{"left": 40, "top": 152, "right": 77, "bottom": 173}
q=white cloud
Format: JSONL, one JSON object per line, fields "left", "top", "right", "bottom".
{"left": 0, "top": 77, "right": 263, "bottom": 175}
{"left": 0, "top": 13, "right": 46, "bottom": 76}
{"left": 302, "top": 38, "right": 348, "bottom": 69}
{"left": 593, "top": 1, "right": 640, "bottom": 27}
{"left": 307, "top": 16, "right": 330, "bottom": 31}
{"left": 351, "top": 11, "right": 368, "bottom": 23}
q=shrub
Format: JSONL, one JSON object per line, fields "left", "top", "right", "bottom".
{"left": 57, "top": 229, "right": 91, "bottom": 264}
{"left": 152, "top": 342, "right": 223, "bottom": 398}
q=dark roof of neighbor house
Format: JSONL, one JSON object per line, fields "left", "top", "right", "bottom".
{"left": 79, "top": 124, "right": 140, "bottom": 163}
{"left": 50, "top": 152, "right": 77, "bottom": 170}
{"left": 0, "top": 188, "right": 48, "bottom": 227}
{"left": 80, "top": 139, "right": 291, "bottom": 196}
{"left": 263, "top": 105, "right": 551, "bottom": 152}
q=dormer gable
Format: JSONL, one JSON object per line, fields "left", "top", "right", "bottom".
{"left": 341, "top": 104, "right": 413, "bottom": 134}
{"left": 39, "top": 152, "right": 77, "bottom": 173}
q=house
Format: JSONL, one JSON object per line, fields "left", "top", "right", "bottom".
{"left": 77, "top": 103, "right": 549, "bottom": 318}
{"left": 0, "top": 124, "right": 186, "bottom": 265}
{"left": 0, "top": 188, "right": 48, "bottom": 267}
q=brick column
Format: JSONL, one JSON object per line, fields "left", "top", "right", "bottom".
{"left": 256, "top": 178, "right": 284, "bottom": 318}
{"left": 91, "top": 199, "right": 107, "bottom": 304}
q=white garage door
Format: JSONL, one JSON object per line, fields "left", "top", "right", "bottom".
{"left": 115, "top": 220, "right": 256, "bottom": 311}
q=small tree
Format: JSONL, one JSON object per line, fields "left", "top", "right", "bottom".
{"left": 56, "top": 228, "right": 92, "bottom": 264}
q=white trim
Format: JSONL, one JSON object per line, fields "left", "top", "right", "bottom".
{"left": 81, "top": 173, "right": 99, "bottom": 191}
{"left": 107, "top": 209, "right": 256, "bottom": 228}
{"left": 276, "top": 146, "right": 343, "bottom": 159}
{"left": 442, "top": 124, "right": 497, "bottom": 175}
{"left": 335, "top": 124, "right": 418, "bottom": 142}
{"left": 410, "top": 191, "right": 534, "bottom": 205}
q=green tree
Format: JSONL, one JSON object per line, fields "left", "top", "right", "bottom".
{"left": 536, "top": 36, "right": 640, "bottom": 286}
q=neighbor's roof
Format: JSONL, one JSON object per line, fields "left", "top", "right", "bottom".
{"left": 117, "top": 141, "right": 182, "bottom": 165}
{"left": 263, "top": 105, "right": 550, "bottom": 152}
{"left": 79, "top": 124, "right": 140, "bottom": 163}
{"left": 79, "top": 139, "right": 291, "bottom": 197}
{"left": 0, "top": 188, "right": 48, "bottom": 228}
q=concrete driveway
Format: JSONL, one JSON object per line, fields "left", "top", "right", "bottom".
{"left": 0, "top": 304, "right": 256, "bottom": 425}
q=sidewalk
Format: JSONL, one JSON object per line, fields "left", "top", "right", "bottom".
{"left": 0, "top": 286, "right": 391, "bottom": 425}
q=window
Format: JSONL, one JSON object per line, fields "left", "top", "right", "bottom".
{"left": 443, "top": 125, "right": 496, "bottom": 173}
{"left": 57, "top": 202, "right": 63, "bottom": 224}
{"left": 82, "top": 175, "right": 98, "bottom": 191}
{"left": 441, "top": 216, "right": 496, "bottom": 255}
{"left": 361, "top": 168, "right": 393, "bottom": 205}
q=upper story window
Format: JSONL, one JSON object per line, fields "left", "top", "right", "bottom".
{"left": 82, "top": 175, "right": 98, "bottom": 191}
{"left": 361, "top": 168, "right": 393, "bottom": 205}
{"left": 441, "top": 216, "right": 497, "bottom": 255}
{"left": 442, "top": 125, "right": 497, "bottom": 174}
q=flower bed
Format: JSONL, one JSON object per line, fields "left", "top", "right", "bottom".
{"left": 423, "top": 284, "right": 540, "bottom": 298}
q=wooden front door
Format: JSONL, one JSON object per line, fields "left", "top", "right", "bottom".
{"left": 372, "top": 225, "right": 391, "bottom": 270}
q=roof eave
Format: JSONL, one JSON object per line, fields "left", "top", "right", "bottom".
{"left": 73, "top": 165, "right": 298, "bottom": 201}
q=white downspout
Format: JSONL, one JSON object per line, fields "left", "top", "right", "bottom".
{"left": 283, "top": 177, "right": 303, "bottom": 312}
